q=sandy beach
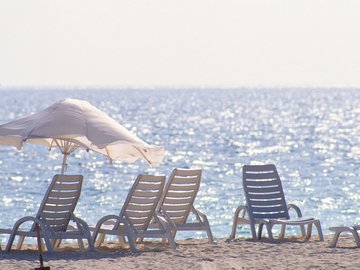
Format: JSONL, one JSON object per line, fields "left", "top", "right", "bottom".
{"left": 1, "top": 235, "right": 359, "bottom": 270}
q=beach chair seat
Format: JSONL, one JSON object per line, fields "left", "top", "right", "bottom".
{"left": 329, "top": 225, "right": 360, "bottom": 247}
{"left": 229, "top": 164, "right": 323, "bottom": 242}
{"left": 155, "top": 168, "right": 214, "bottom": 243}
{"left": 92, "top": 174, "right": 176, "bottom": 252}
{"left": 0, "top": 175, "right": 95, "bottom": 252}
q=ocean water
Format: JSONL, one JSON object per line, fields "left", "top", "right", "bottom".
{"left": 1, "top": 88, "right": 360, "bottom": 243}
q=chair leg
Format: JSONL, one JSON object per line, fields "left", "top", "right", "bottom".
{"left": 42, "top": 235, "right": 54, "bottom": 253}
{"left": 118, "top": 235, "right": 126, "bottom": 244}
{"left": 305, "top": 223, "right": 312, "bottom": 240}
{"left": 250, "top": 223, "right": 257, "bottom": 240}
{"left": 205, "top": 224, "right": 214, "bottom": 243}
{"left": 94, "top": 233, "right": 105, "bottom": 248}
{"left": 5, "top": 232, "right": 17, "bottom": 252}
{"left": 265, "top": 223, "right": 274, "bottom": 242}
{"left": 330, "top": 228, "right": 360, "bottom": 248}
{"left": 350, "top": 230, "right": 360, "bottom": 247}
{"left": 77, "top": 239, "right": 85, "bottom": 251}
{"left": 329, "top": 231, "right": 341, "bottom": 248}
{"left": 16, "top": 235, "right": 25, "bottom": 250}
{"left": 207, "top": 229, "right": 214, "bottom": 243}
{"left": 123, "top": 220, "right": 137, "bottom": 253}
{"left": 314, "top": 220, "right": 324, "bottom": 241}
{"left": 44, "top": 233, "right": 56, "bottom": 253}
{"left": 229, "top": 207, "right": 241, "bottom": 240}
{"left": 83, "top": 228, "right": 95, "bottom": 251}
{"left": 167, "top": 231, "right": 177, "bottom": 250}
{"left": 280, "top": 224, "right": 286, "bottom": 239}
{"left": 300, "top": 224, "right": 306, "bottom": 238}
{"left": 54, "top": 239, "right": 62, "bottom": 248}
{"left": 258, "top": 224, "right": 264, "bottom": 240}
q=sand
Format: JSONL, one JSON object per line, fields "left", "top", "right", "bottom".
{"left": 0, "top": 235, "right": 359, "bottom": 270}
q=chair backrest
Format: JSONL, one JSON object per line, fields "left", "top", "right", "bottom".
{"left": 158, "top": 168, "right": 202, "bottom": 224}
{"left": 243, "top": 164, "right": 290, "bottom": 220}
{"left": 120, "top": 174, "right": 165, "bottom": 231}
{"left": 36, "top": 175, "right": 83, "bottom": 232}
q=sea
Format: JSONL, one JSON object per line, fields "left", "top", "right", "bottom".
{"left": 1, "top": 87, "right": 360, "bottom": 243}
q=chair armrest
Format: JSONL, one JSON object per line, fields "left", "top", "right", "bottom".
{"left": 228, "top": 205, "right": 250, "bottom": 241}
{"left": 287, "top": 203, "right": 303, "bottom": 218}
{"left": 154, "top": 211, "right": 174, "bottom": 231}
{"left": 93, "top": 214, "right": 127, "bottom": 230}
{"left": 71, "top": 214, "right": 92, "bottom": 233}
{"left": 235, "top": 205, "right": 249, "bottom": 219}
{"left": 191, "top": 205, "right": 209, "bottom": 224}
{"left": 157, "top": 208, "right": 176, "bottom": 229}
{"left": 13, "top": 216, "right": 52, "bottom": 236}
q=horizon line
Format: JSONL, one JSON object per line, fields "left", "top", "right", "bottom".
{"left": 1, "top": 84, "right": 360, "bottom": 91}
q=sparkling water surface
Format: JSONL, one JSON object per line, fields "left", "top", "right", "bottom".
{"left": 1, "top": 88, "right": 360, "bottom": 242}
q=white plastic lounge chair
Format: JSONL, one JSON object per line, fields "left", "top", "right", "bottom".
{"left": 229, "top": 164, "right": 323, "bottom": 242}
{"left": 92, "top": 174, "right": 176, "bottom": 252}
{"left": 329, "top": 226, "right": 360, "bottom": 247}
{"left": 156, "top": 168, "right": 214, "bottom": 243}
{"left": 0, "top": 175, "right": 95, "bottom": 252}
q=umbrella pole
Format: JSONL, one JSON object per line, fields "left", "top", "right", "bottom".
{"left": 61, "top": 153, "right": 68, "bottom": 175}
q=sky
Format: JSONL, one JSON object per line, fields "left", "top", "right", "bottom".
{"left": 0, "top": 0, "right": 360, "bottom": 88}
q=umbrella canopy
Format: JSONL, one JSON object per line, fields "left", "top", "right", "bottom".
{"left": 0, "top": 98, "right": 165, "bottom": 173}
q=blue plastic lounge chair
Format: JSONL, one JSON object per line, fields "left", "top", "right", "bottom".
{"left": 229, "top": 164, "right": 323, "bottom": 242}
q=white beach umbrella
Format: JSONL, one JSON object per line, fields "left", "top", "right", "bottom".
{"left": 0, "top": 98, "right": 165, "bottom": 173}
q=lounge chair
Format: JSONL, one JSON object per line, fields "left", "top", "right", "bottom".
{"left": 92, "top": 174, "right": 176, "bottom": 252}
{"left": 229, "top": 164, "right": 323, "bottom": 242}
{"left": 329, "top": 226, "right": 360, "bottom": 247}
{"left": 0, "top": 174, "right": 95, "bottom": 252}
{"left": 155, "top": 168, "right": 214, "bottom": 243}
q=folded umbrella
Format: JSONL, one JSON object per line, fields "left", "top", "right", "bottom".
{"left": 0, "top": 98, "right": 165, "bottom": 173}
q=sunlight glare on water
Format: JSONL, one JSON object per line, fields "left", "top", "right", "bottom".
{"left": 1, "top": 88, "right": 360, "bottom": 242}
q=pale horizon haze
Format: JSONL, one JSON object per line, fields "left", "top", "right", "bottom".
{"left": 1, "top": 0, "right": 360, "bottom": 88}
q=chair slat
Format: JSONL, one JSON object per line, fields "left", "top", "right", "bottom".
{"left": 129, "top": 197, "right": 158, "bottom": 204}
{"left": 126, "top": 211, "right": 151, "bottom": 218}
{"left": 48, "top": 191, "right": 78, "bottom": 198}
{"left": 46, "top": 219, "right": 67, "bottom": 226}
{"left": 163, "top": 209, "right": 187, "bottom": 216}
{"left": 243, "top": 164, "right": 276, "bottom": 172}
{"left": 253, "top": 212, "right": 288, "bottom": 219}
{"left": 43, "top": 205, "right": 73, "bottom": 211}
{"left": 129, "top": 217, "right": 148, "bottom": 224}
{"left": 251, "top": 206, "right": 286, "bottom": 213}
{"left": 168, "top": 185, "right": 197, "bottom": 191}
{"left": 163, "top": 197, "right": 193, "bottom": 204}
{"left": 135, "top": 182, "right": 163, "bottom": 190}
{"left": 42, "top": 212, "right": 71, "bottom": 219}
{"left": 245, "top": 180, "right": 279, "bottom": 187}
{"left": 248, "top": 199, "right": 283, "bottom": 206}
{"left": 165, "top": 191, "right": 194, "bottom": 198}
{"left": 139, "top": 175, "right": 166, "bottom": 182}
{"left": 173, "top": 169, "right": 201, "bottom": 176}
{"left": 172, "top": 176, "right": 199, "bottom": 184}
{"left": 162, "top": 204, "right": 190, "bottom": 211}
{"left": 132, "top": 190, "right": 159, "bottom": 197}
{"left": 46, "top": 198, "right": 75, "bottom": 205}
{"left": 247, "top": 192, "right": 282, "bottom": 200}
{"left": 53, "top": 183, "right": 81, "bottom": 191}
{"left": 244, "top": 173, "right": 277, "bottom": 180}
{"left": 127, "top": 203, "right": 157, "bottom": 211}
{"left": 246, "top": 186, "right": 282, "bottom": 193}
